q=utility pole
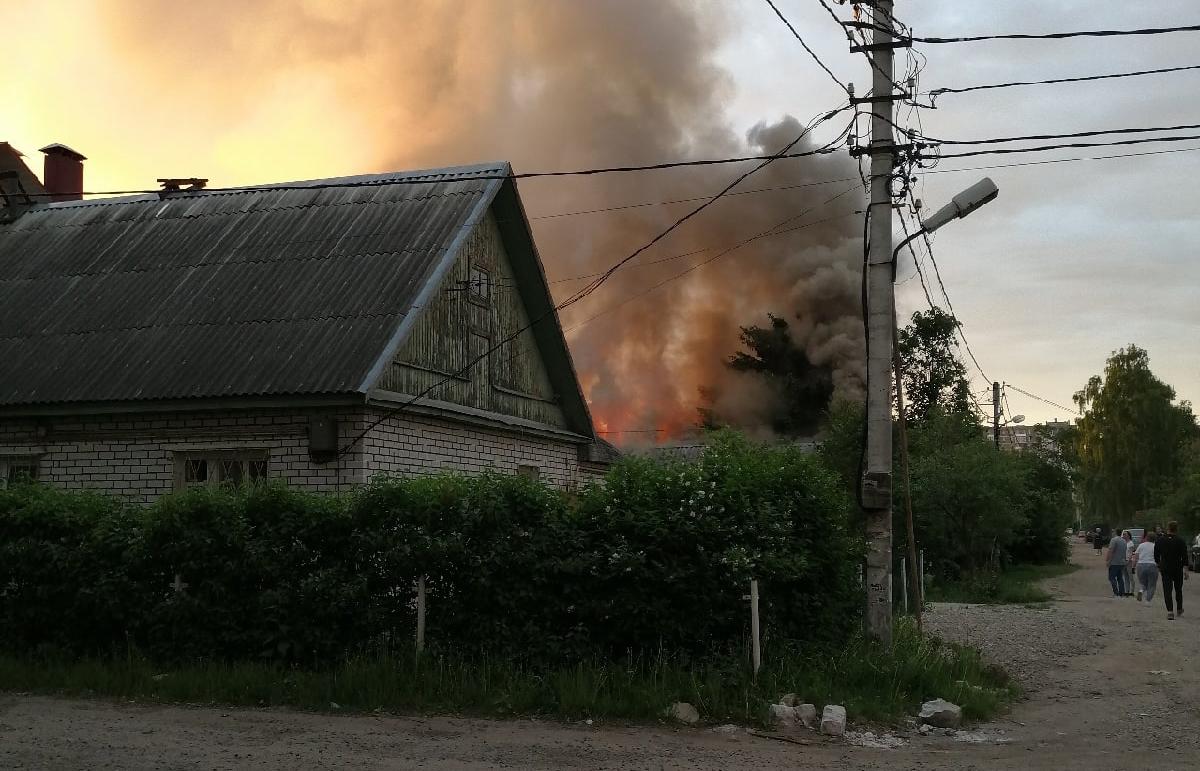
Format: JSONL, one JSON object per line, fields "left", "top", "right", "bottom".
{"left": 993, "top": 381, "right": 1001, "bottom": 449}
{"left": 860, "top": 0, "right": 899, "bottom": 645}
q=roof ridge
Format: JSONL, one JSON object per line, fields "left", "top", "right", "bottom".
{"left": 2, "top": 187, "right": 485, "bottom": 226}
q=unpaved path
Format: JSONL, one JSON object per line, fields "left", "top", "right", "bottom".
{"left": 2, "top": 541, "right": 1198, "bottom": 770}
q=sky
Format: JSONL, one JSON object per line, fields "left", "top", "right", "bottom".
{"left": 4, "top": 0, "right": 1197, "bottom": 430}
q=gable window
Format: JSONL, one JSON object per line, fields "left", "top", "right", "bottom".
{"left": 0, "top": 456, "right": 39, "bottom": 488}
{"left": 175, "top": 451, "right": 268, "bottom": 490}
{"left": 468, "top": 265, "right": 491, "bottom": 302}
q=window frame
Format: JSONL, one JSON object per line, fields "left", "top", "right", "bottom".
{"left": 173, "top": 450, "right": 269, "bottom": 491}
{"left": 468, "top": 265, "right": 491, "bottom": 304}
{"left": 0, "top": 455, "right": 41, "bottom": 488}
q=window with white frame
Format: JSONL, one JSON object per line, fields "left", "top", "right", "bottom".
{"left": 0, "top": 456, "right": 40, "bottom": 488}
{"left": 174, "top": 451, "right": 268, "bottom": 490}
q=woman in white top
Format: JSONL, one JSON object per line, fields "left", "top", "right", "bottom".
{"left": 1132, "top": 531, "right": 1159, "bottom": 602}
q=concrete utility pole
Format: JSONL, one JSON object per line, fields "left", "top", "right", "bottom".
{"left": 862, "top": 0, "right": 898, "bottom": 645}
{"left": 993, "top": 381, "right": 1001, "bottom": 449}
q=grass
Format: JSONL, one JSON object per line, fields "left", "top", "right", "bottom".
{"left": 926, "top": 563, "right": 1079, "bottom": 605}
{"left": 0, "top": 619, "right": 1015, "bottom": 726}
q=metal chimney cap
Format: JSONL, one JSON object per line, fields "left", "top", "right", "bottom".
{"left": 38, "top": 143, "right": 87, "bottom": 161}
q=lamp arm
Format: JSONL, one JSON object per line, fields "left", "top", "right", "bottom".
{"left": 891, "top": 229, "right": 926, "bottom": 279}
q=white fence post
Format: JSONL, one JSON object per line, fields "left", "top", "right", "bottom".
{"left": 919, "top": 550, "right": 925, "bottom": 603}
{"left": 415, "top": 575, "right": 427, "bottom": 660}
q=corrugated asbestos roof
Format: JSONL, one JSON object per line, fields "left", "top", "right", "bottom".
{"left": 0, "top": 163, "right": 507, "bottom": 406}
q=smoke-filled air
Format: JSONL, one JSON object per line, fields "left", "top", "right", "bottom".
{"left": 10, "top": 0, "right": 866, "bottom": 444}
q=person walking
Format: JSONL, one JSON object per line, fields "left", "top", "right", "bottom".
{"left": 1093, "top": 527, "right": 1104, "bottom": 556}
{"left": 1154, "top": 521, "right": 1189, "bottom": 620}
{"left": 1133, "top": 531, "right": 1158, "bottom": 603}
{"left": 1123, "top": 530, "right": 1136, "bottom": 596}
{"left": 1105, "top": 529, "right": 1129, "bottom": 597}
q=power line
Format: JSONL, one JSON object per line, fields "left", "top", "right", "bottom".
{"left": 564, "top": 206, "right": 859, "bottom": 333}
{"left": 529, "top": 175, "right": 858, "bottom": 221}
{"left": 815, "top": 0, "right": 910, "bottom": 94}
{"left": 764, "top": 0, "right": 851, "bottom": 95}
{"left": 7, "top": 138, "right": 854, "bottom": 200}
{"left": 1005, "top": 383, "right": 1078, "bottom": 415}
{"left": 923, "top": 121, "right": 1200, "bottom": 146}
{"left": 904, "top": 193, "right": 991, "bottom": 385}
{"left": 897, "top": 212, "right": 936, "bottom": 311}
{"left": 913, "top": 24, "right": 1200, "bottom": 44}
{"left": 925, "top": 143, "right": 1200, "bottom": 175}
{"left": 557, "top": 114, "right": 854, "bottom": 311}
{"left": 928, "top": 63, "right": 1200, "bottom": 99}
{"left": 525, "top": 131, "right": 1194, "bottom": 221}
{"left": 935, "top": 132, "right": 1200, "bottom": 160}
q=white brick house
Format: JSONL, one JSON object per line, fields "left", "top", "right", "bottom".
{"left": 0, "top": 149, "right": 614, "bottom": 502}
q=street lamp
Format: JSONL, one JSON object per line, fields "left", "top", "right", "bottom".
{"left": 893, "top": 177, "right": 1000, "bottom": 263}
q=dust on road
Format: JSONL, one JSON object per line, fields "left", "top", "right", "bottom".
{"left": 2, "top": 541, "right": 1197, "bottom": 770}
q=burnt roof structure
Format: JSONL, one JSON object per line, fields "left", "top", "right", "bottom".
{"left": 0, "top": 162, "right": 595, "bottom": 438}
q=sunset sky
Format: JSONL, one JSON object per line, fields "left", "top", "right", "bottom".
{"left": 5, "top": 0, "right": 1197, "bottom": 430}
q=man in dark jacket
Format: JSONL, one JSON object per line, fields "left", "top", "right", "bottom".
{"left": 1154, "top": 521, "right": 1189, "bottom": 620}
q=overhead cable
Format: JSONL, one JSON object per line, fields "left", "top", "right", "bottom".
{"left": 1005, "top": 384, "right": 1078, "bottom": 415}
{"left": 925, "top": 143, "right": 1200, "bottom": 175}
{"left": 564, "top": 205, "right": 860, "bottom": 333}
{"left": 913, "top": 24, "right": 1200, "bottom": 44}
{"left": 557, "top": 114, "right": 855, "bottom": 310}
{"left": 7, "top": 129, "right": 853, "bottom": 200}
{"left": 530, "top": 175, "right": 858, "bottom": 220}
{"left": 923, "top": 121, "right": 1200, "bottom": 146}
{"left": 764, "top": 0, "right": 851, "bottom": 95}
{"left": 935, "top": 132, "right": 1200, "bottom": 160}
{"left": 565, "top": 183, "right": 862, "bottom": 333}
{"left": 905, "top": 194, "right": 991, "bottom": 385}
{"left": 929, "top": 63, "right": 1200, "bottom": 99}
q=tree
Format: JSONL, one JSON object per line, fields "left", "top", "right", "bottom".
{"left": 1073, "top": 345, "right": 1198, "bottom": 524}
{"left": 1162, "top": 441, "right": 1200, "bottom": 536}
{"left": 708, "top": 314, "right": 834, "bottom": 436}
{"left": 895, "top": 308, "right": 977, "bottom": 423}
{"left": 905, "top": 411, "right": 1027, "bottom": 576}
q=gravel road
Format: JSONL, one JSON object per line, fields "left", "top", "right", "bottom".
{"left": 2, "top": 541, "right": 1198, "bottom": 770}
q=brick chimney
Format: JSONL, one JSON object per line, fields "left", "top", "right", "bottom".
{"left": 38, "top": 143, "right": 86, "bottom": 202}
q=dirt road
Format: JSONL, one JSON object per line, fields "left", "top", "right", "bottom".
{"left": 2, "top": 541, "right": 1197, "bottom": 770}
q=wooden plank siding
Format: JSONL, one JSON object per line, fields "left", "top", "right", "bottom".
{"left": 381, "top": 211, "right": 569, "bottom": 429}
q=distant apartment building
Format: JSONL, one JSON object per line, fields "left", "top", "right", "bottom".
{"left": 983, "top": 419, "right": 1073, "bottom": 453}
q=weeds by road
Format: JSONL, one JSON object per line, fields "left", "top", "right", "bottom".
{"left": 0, "top": 620, "right": 1013, "bottom": 726}
{"left": 926, "top": 563, "right": 1078, "bottom": 605}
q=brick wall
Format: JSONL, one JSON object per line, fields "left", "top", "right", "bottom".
{"left": 0, "top": 407, "right": 366, "bottom": 504}
{"left": 0, "top": 405, "right": 589, "bottom": 503}
{"left": 362, "top": 409, "right": 582, "bottom": 489}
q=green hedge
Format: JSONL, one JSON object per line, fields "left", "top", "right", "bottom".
{"left": 0, "top": 434, "right": 861, "bottom": 667}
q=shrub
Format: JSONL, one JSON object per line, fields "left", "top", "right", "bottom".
{"left": 0, "top": 433, "right": 862, "bottom": 667}
{"left": 0, "top": 483, "right": 146, "bottom": 656}
{"left": 571, "top": 432, "right": 862, "bottom": 656}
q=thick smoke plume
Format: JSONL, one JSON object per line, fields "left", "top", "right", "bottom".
{"left": 100, "top": 0, "right": 865, "bottom": 442}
